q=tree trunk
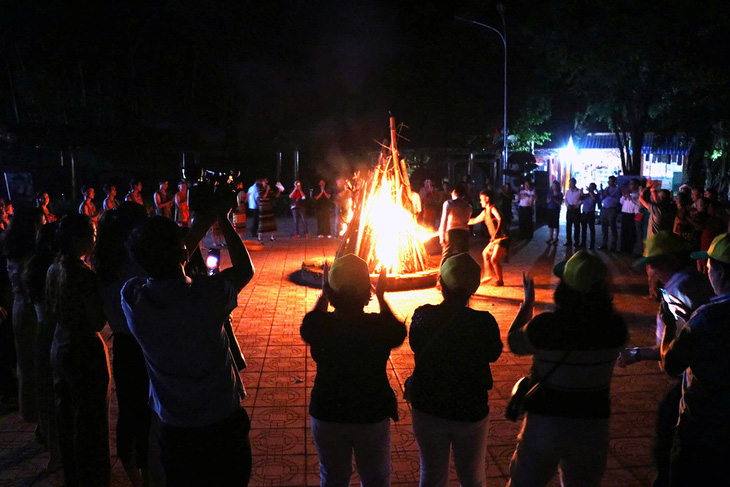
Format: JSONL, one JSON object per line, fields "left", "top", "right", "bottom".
{"left": 628, "top": 127, "right": 643, "bottom": 175}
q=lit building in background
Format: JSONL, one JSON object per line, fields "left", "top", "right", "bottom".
{"left": 535, "top": 133, "right": 690, "bottom": 191}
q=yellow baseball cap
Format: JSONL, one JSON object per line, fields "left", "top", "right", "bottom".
{"left": 691, "top": 233, "right": 730, "bottom": 264}
{"left": 440, "top": 253, "right": 481, "bottom": 295}
{"left": 633, "top": 231, "right": 691, "bottom": 267}
{"left": 553, "top": 251, "right": 609, "bottom": 293}
{"left": 328, "top": 254, "right": 372, "bottom": 296}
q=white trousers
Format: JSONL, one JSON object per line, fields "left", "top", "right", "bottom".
{"left": 311, "top": 417, "right": 391, "bottom": 487}
{"left": 411, "top": 407, "right": 489, "bottom": 487}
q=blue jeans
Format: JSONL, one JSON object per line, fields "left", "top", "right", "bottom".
{"left": 291, "top": 207, "right": 308, "bottom": 236}
{"left": 311, "top": 417, "right": 391, "bottom": 487}
{"left": 411, "top": 408, "right": 489, "bottom": 487}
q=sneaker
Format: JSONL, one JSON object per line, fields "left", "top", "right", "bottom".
{"left": 495, "top": 280, "right": 504, "bottom": 287}
{"left": 257, "top": 235, "right": 262, "bottom": 242}
{"left": 271, "top": 235, "right": 275, "bottom": 241}
{"left": 293, "top": 235, "right": 300, "bottom": 239}
{"left": 305, "top": 234, "right": 310, "bottom": 238}
{"left": 546, "top": 239, "right": 553, "bottom": 244}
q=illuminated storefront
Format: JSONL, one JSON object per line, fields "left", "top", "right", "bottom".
{"left": 535, "top": 133, "right": 689, "bottom": 191}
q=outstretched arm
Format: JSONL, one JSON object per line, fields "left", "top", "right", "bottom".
{"left": 468, "top": 209, "right": 486, "bottom": 226}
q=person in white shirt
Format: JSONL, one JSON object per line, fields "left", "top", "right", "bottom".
{"left": 246, "top": 179, "right": 261, "bottom": 238}
{"left": 564, "top": 178, "right": 582, "bottom": 246}
{"left": 619, "top": 179, "right": 642, "bottom": 254}
{"left": 517, "top": 181, "right": 536, "bottom": 240}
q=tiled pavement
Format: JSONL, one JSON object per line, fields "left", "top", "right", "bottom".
{"left": 0, "top": 218, "right": 673, "bottom": 486}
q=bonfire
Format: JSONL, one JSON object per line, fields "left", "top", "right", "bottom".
{"left": 336, "top": 117, "right": 431, "bottom": 275}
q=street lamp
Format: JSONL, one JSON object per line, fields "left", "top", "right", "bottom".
{"left": 456, "top": 5, "right": 508, "bottom": 184}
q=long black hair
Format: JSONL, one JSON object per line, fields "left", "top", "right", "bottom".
{"left": 92, "top": 202, "right": 148, "bottom": 283}
{"left": 1, "top": 206, "right": 44, "bottom": 260}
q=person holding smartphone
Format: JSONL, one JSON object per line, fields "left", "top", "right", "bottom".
{"left": 660, "top": 233, "right": 730, "bottom": 484}
{"left": 619, "top": 231, "right": 713, "bottom": 487}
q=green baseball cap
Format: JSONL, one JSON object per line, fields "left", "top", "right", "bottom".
{"left": 440, "top": 253, "right": 482, "bottom": 295}
{"left": 553, "top": 251, "right": 609, "bottom": 293}
{"left": 328, "top": 254, "right": 372, "bottom": 296}
{"left": 690, "top": 233, "right": 730, "bottom": 264}
{"left": 633, "top": 231, "right": 691, "bottom": 267}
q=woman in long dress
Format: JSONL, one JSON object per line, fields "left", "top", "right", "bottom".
{"left": 257, "top": 182, "right": 280, "bottom": 241}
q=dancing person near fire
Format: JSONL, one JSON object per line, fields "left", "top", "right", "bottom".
{"left": 507, "top": 252, "right": 628, "bottom": 487}
{"left": 407, "top": 253, "right": 502, "bottom": 487}
{"left": 301, "top": 254, "right": 406, "bottom": 487}
{"left": 468, "top": 189, "right": 509, "bottom": 286}
{"left": 122, "top": 206, "right": 255, "bottom": 486}
{"left": 439, "top": 184, "right": 472, "bottom": 265}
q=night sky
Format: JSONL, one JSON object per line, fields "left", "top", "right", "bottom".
{"left": 3, "top": 0, "right": 728, "bottom": 185}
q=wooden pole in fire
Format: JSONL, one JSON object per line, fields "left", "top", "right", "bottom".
{"left": 390, "top": 117, "right": 400, "bottom": 191}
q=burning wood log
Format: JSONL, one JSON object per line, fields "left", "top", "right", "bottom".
{"left": 336, "top": 117, "right": 430, "bottom": 274}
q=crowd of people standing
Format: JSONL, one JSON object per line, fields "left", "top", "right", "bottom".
{"left": 0, "top": 169, "right": 729, "bottom": 487}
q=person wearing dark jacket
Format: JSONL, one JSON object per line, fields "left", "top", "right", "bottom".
{"left": 507, "top": 251, "right": 629, "bottom": 486}
{"left": 301, "top": 254, "right": 406, "bottom": 487}
{"left": 408, "top": 253, "right": 502, "bottom": 487}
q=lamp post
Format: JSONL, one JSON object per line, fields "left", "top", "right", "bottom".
{"left": 456, "top": 5, "right": 507, "bottom": 184}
